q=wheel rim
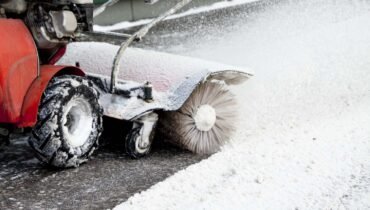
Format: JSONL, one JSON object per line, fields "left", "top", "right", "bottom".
{"left": 135, "top": 131, "right": 149, "bottom": 154}
{"left": 62, "top": 97, "right": 93, "bottom": 148}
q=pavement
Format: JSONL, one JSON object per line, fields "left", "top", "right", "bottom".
{"left": 0, "top": 132, "right": 207, "bottom": 209}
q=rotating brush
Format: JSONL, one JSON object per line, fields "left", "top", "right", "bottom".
{"left": 159, "top": 81, "right": 238, "bottom": 154}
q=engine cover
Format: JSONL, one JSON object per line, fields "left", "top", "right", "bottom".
{"left": 25, "top": 2, "right": 94, "bottom": 50}
{"left": 50, "top": 10, "right": 78, "bottom": 38}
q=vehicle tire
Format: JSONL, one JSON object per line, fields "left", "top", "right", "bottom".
{"left": 29, "top": 75, "right": 103, "bottom": 168}
{"left": 159, "top": 81, "right": 238, "bottom": 154}
{"left": 0, "top": 129, "right": 9, "bottom": 150}
{"left": 125, "top": 123, "right": 156, "bottom": 159}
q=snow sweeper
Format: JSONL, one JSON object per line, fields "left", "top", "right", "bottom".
{"left": 0, "top": 0, "right": 252, "bottom": 168}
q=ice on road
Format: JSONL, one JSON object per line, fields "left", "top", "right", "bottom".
{"left": 116, "top": 1, "right": 370, "bottom": 209}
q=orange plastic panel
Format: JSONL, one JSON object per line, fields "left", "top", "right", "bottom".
{"left": 0, "top": 19, "right": 39, "bottom": 123}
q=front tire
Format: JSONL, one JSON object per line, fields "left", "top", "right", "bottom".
{"left": 29, "top": 75, "right": 103, "bottom": 168}
{"left": 125, "top": 122, "right": 156, "bottom": 159}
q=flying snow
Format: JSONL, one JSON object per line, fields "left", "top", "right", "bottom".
{"left": 115, "top": 0, "right": 370, "bottom": 209}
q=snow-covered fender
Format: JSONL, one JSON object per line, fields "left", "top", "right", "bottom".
{"left": 18, "top": 65, "right": 85, "bottom": 127}
{"left": 59, "top": 42, "right": 253, "bottom": 119}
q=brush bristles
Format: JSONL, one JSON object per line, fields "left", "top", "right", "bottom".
{"left": 159, "top": 81, "right": 238, "bottom": 154}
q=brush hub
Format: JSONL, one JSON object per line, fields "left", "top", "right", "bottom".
{"left": 194, "top": 104, "right": 216, "bottom": 132}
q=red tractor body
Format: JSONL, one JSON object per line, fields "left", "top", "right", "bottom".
{"left": 0, "top": 19, "right": 84, "bottom": 127}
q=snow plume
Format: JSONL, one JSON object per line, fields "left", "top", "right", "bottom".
{"left": 116, "top": 0, "right": 370, "bottom": 209}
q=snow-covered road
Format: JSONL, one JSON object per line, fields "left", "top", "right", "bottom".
{"left": 116, "top": 0, "right": 370, "bottom": 209}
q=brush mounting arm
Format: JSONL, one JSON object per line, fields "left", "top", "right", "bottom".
{"left": 109, "top": 0, "right": 193, "bottom": 94}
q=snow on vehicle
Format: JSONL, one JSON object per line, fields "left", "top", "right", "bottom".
{"left": 0, "top": 0, "right": 252, "bottom": 168}
{"left": 60, "top": 43, "right": 252, "bottom": 155}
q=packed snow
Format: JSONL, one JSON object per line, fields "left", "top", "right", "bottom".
{"left": 113, "top": 0, "right": 370, "bottom": 209}
{"left": 60, "top": 43, "right": 251, "bottom": 93}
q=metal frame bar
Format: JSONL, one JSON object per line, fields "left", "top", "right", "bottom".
{"left": 109, "top": 0, "right": 193, "bottom": 93}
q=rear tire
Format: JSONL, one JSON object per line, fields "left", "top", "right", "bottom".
{"left": 159, "top": 81, "right": 238, "bottom": 154}
{"left": 29, "top": 75, "right": 103, "bottom": 168}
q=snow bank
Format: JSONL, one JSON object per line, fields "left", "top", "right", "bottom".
{"left": 94, "top": 0, "right": 260, "bottom": 31}
{"left": 115, "top": 0, "right": 370, "bottom": 209}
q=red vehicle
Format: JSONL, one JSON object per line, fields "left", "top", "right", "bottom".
{"left": 0, "top": 0, "right": 252, "bottom": 168}
{"left": 0, "top": 0, "right": 104, "bottom": 167}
